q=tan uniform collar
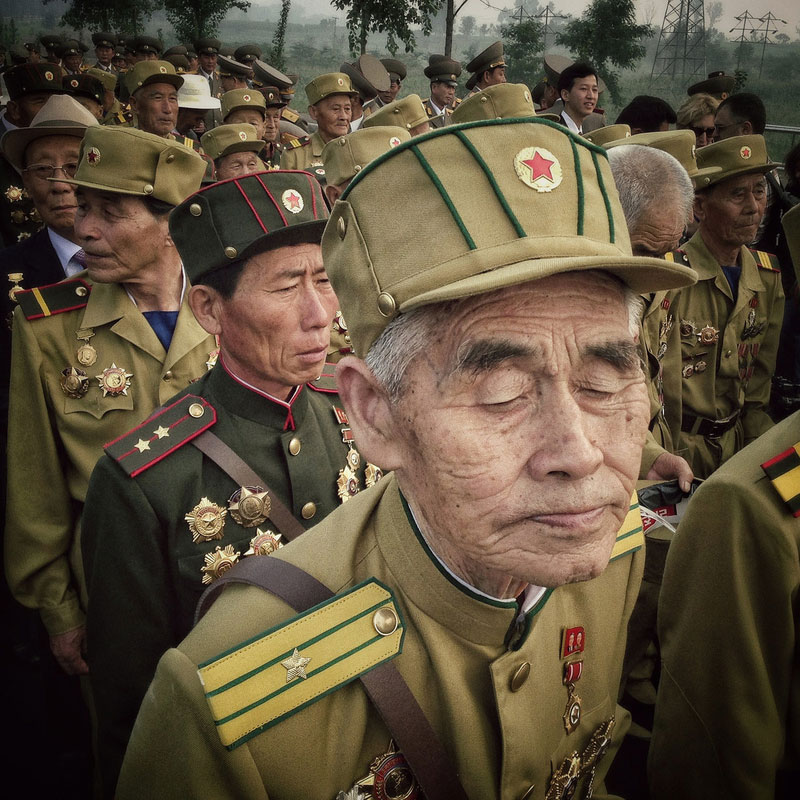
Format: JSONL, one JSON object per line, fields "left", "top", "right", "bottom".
{"left": 685, "top": 231, "right": 766, "bottom": 294}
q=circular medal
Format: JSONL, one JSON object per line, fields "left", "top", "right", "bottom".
{"left": 370, "top": 752, "right": 418, "bottom": 800}
{"left": 185, "top": 498, "right": 227, "bottom": 542}
{"left": 347, "top": 447, "right": 361, "bottom": 470}
{"left": 245, "top": 529, "right": 283, "bottom": 556}
{"left": 698, "top": 325, "right": 719, "bottom": 345}
{"left": 228, "top": 486, "right": 270, "bottom": 528}
{"left": 96, "top": 363, "right": 133, "bottom": 396}
{"left": 76, "top": 342, "right": 97, "bottom": 366}
{"left": 60, "top": 367, "right": 90, "bottom": 398}
{"left": 200, "top": 545, "right": 241, "bottom": 585}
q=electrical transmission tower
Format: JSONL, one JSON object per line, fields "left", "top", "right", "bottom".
{"left": 510, "top": 3, "right": 567, "bottom": 51}
{"left": 650, "top": 0, "right": 706, "bottom": 84}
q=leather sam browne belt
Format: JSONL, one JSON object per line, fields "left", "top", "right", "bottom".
{"left": 681, "top": 411, "right": 740, "bottom": 439}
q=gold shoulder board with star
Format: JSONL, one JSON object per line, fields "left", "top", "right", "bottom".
{"left": 15, "top": 278, "right": 92, "bottom": 321}
{"left": 284, "top": 135, "right": 310, "bottom": 151}
{"left": 608, "top": 492, "right": 644, "bottom": 562}
{"left": 307, "top": 363, "right": 338, "bottom": 394}
{"left": 282, "top": 107, "right": 301, "bottom": 123}
{"left": 104, "top": 394, "right": 217, "bottom": 478}
{"left": 198, "top": 578, "right": 404, "bottom": 750}
{"left": 749, "top": 248, "right": 781, "bottom": 273}
{"left": 663, "top": 249, "right": 688, "bottom": 266}
{"left": 761, "top": 441, "right": 800, "bottom": 516}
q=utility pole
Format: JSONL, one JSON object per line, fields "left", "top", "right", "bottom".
{"left": 755, "top": 11, "right": 786, "bottom": 77}
{"left": 651, "top": 0, "right": 707, "bottom": 84}
{"left": 729, "top": 10, "right": 762, "bottom": 71}
{"left": 534, "top": 5, "right": 568, "bottom": 51}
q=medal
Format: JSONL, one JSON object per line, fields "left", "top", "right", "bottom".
{"left": 577, "top": 716, "right": 616, "bottom": 799}
{"left": 563, "top": 681, "right": 582, "bottom": 734}
{"left": 339, "top": 741, "right": 420, "bottom": 800}
{"left": 682, "top": 364, "right": 694, "bottom": 378}
{"left": 365, "top": 463, "right": 384, "bottom": 488}
{"left": 228, "top": 486, "right": 270, "bottom": 527}
{"left": 346, "top": 446, "right": 361, "bottom": 471}
{"left": 206, "top": 348, "right": 219, "bottom": 371}
{"left": 59, "top": 367, "right": 90, "bottom": 398}
{"left": 546, "top": 752, "right": 581, "bottom": 800}
{"left": 200, "top": 544, "right": 240, "bottom": 585}
{"left": 185, "top": 497, "right": 227, "bottom": 542}
{"left": 561, "top": 626, "right": 585, "bottom": 735}
{"left": 75, "top": 329, "right": 97, "bottom": 366}
{"left": 337, "top": 465, "right": 360, "bottom": 503}
{"left": 7, "top": 272, "right": 24, "bottom": 304}
{"left": 679, "top": 320, "right": 695, "bottom": 338}
{"left": 698, "top": 325, "right": 719, "bottom": 345}
{"left": 244, "top": 529, "right": 283, "bottom": 556}
{"left": 95, "top": 363, "right": 133, "bottom": 396}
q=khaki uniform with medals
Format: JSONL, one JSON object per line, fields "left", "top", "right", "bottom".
{"left": 280, "top": 130, "right": 327, "bottom": 182}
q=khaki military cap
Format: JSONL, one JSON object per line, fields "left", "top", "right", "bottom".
{"left": 424, "top": 54, "right": 461, "bottom": 85}
{"left": 381, "top": 58, "right": 406, "bottom": 81}
{"left": 201, "top": 123, "right": 264, "bottom": 161}
{"left": 234, "top": 44, "right": 261, "bottom": 64}
{"left": 451, "top": 83, "right": 534, "bottom": 124}
{"left": 221, "top": 88, "right": 266, "bottom": 119}
{"left": 605, "top": 129, "right": 721, "bottom": 185}
{"left": 3, "top": 62, "right": 64, "bottom": 100}
{"left": 688, "top": 71, "right": 735, "bottom": 98}
{"left": 63, "top": 126, "right": 206, "bottom": 206}
{"left": 251, "top": 59, "right": 293, "bottom": 90}
{"left": 170, "top": 171, "right": 329, "bottom": 282}
{"left": 193, "top": 38, "right": 221, "bottom": 55}
{"left": 179, "top": 75, "right": 221, "bottom": 110}
{"left": 695, "top": 134, "right": 778, "bottom": 188}
{"left": 362, "top": 95, "right": 428, "bottom": 132}
{"left": 322, "top": 126, "right": 410, "bottom": 187}
{"left": 1, "top": 94, "right": 98, "bottom": 172}
{"left": 86, "top": 67, "right": 117, "bottom": 92}
{"left": 306, "top": 72, "right": 358, "bottom": 105}
{"left": 583, "top": 124, "right": 631, "bottom": 148}
{"left": 781, "top": 204, "right": 800, "bottom": 287}
{"left": 323, "top": 119, "right": 697, "bottom": 356}
{"left": 125, "top": 60, "right": 183, "bottom": 95}
{"left": 91, "top": 32, "right": 117, "bottom": 48}
{"left": 217, "top": 55, "right": 252, "bottom": 79}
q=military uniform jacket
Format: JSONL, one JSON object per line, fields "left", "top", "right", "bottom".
{"left": 118, "top": 474, "right": 645, "bottom": 799}
{"left": 0, "top": 153, "right": 42, "bottom": 248}
{"left": 650, "top": 410, "right": 800, "bottom": 799}
{"left": 4, "top": 275, "right": 215, "bottom": 636}
{"left": 422, "top": 97, "right": 450, "bottom": 128}
{"left": 279, "top": 131, "right": 327, "bottom": 183}
{"left": 660, "top": 232, "right": 784, "bottom": 477}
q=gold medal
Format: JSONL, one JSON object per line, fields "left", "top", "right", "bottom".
{"left": 206, "top": 348, "right": 219, "bottom": 371}
{"left": 346, "top": 446, "right": 361, "bottom": 471}
{"left": 200, "top": 544, "right": 240, "bottom": 585}
{"left": 59, "top": 367, "right": 90, "bottom": 398}
{"left": 578, "top": 716, "right": 616, "bottom": 797}
{"left": 7, "top": 272, "right": 24, "bottom": 304}
{"left": 228, "top": 486, "right": 270, "bottom": 527}
{"left": 563, "top": 682, "right": 582, "bottom": 734}
{"left": 545, "top": 752, "right": 581, "bottom": 800}
{"left": 337, "top": 465, "right": 360, "bottom": 503}
{"left": 698, "top": 325, "right": 719, "bottom": 344}
{"left": 185, "top": 497, "right": 227, "bottom": 542}
{"left": 75, "top": 329, "right": 97, "bottom": 366}
{"left": 244, "top": 529, "right": 283, "bottom": 556}
{"left": 95, "top": 363, "right": 133, "bottom": 396}
{"left": 365, "top": 463, "right": 384, "bottom": 488}
{"left": 340, "top": 741, "right": 420, "bottom": 800}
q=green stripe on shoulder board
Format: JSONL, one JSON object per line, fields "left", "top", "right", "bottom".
{"left": 609, "top": 493, "right": 643, "bottom": 562}
{"left": 15, "top": 278, "right": 91, "bottom": 321}
{"left": 199, "top": 578, "right": 404, "bottom": 749}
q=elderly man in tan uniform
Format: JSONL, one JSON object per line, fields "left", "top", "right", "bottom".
{"left": 117, "top": 119, "right": 695, "bottom": 799}
{"left": 4, "top": 126, "right": 213, "bottom": 677}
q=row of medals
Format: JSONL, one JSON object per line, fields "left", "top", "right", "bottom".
{"left": 59, "top": 329, "right": 137, "bottom": 398}
{"left": 186, "top": 406, "right": 383, "bottom": 585}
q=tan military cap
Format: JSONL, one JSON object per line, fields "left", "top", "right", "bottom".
{"left": 201, "top": 123, "right": 264, "bottom": 161}
{"left": 451, "top": 83, "right": 534, "bottom": 124}
{"left": 179, "top": 75, "right": 221, "bottom": 110}
{"left": 322, "top": 127, "right": 410, "bottom": 188}
{"left": 695, "top": 134, "right": 778, "bottom": 188}
{"left": 605, "top": 129, "right": 721, "bottom": 185}
{"left": 688, "top": 71, "right": 735, "bottom": 98}
{"left": 125, "top": 60, "right": 183, "bottom": 95}
{"left": 306, "top": 72, "right": 358, "bottom": 106}
{"left": 363, "top": 95, "right": 428, "bottom": 133}
{"left": 63, "top": 126, "right": 206, "bottom": 206}
{"left": 86, "top": 67, "right": 117, "bottom": 92}
{"left": 221, "top": 88, "right": 266, "bottom": 120}
{"left": 323, "top": 118, "right": 697, "bottom": 356}
{"left": 583, "top": 124, "right": 631, "bottom": 148}
{"left": 2, "top": 94, "right": 98, "bottom": 172}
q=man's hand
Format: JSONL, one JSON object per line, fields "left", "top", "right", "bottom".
{"left": 50, "top": 626, "right": 89, "bottom": 675}
{"left": 646, "top": 452, "right": 694, "bottom": 493}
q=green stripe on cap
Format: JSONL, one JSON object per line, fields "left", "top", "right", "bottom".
{"left": 591, "top": 149, "right": 615, "bottom": 244}
{"left": 568, "top": 135, "right": 584, "bottom": 236}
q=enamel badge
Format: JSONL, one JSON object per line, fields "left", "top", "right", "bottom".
{"left": 200, "top": 544, "right": 240, "bottom": 585}
{"left": 228, "top": 486, "right": 270, "bottom": 527}
{"left": 60, "top": 367, "right": 90, "bottom": 398}
{"left": 96, "top": 363, "right": 132, "bottom": 396}
{"left": 185, "top": 498, "right": 227, "bottom": 542}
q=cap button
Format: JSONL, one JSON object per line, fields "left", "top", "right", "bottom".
{"left": 75, "top": 285, "right": 88, "bottom": 297}
{"left": 165, "top": 153, "right": 175, "bottom": 164}
{"left": 337, "top": 217, "right": 347, "bottom": 239}
{"left": 143, "top": 184, "right": 154, "bottom": 194}
{"left": 189, "top": 203, "right": 202, "bottom": 217}
{"left": 224, "top": 246, "right": 238, "bottom": 259}
{"left": 377, "top": 292, "right": 396, "bottom": 317}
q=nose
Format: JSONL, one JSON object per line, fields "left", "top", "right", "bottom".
{"left": 74, "top": 209, "right": 99, "bottom": 243}
{"left": 301, "top": 283, "right": 336, "bottom": 330}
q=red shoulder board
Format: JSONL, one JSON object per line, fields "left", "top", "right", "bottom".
{"left": 104, "top": 395, "right": 217, "bottom": 478}
{"left": 15, "top": 278, "right": 91, "bottom": 321}
{"left": 663, "top": 249, "right": 688, "bottom": 265}
{"left": 308, "top": 364, "right": 338, "bottom": 394}
{"left": 749, "top": 249, "right": 781, "bottom": 273}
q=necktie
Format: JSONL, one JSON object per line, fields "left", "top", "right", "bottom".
{"left": 73, "top": 248, "right": 87, "bottom": 268}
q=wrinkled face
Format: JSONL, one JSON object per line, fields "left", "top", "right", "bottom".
{"left": 561, "top": 74, "right": 598, "bottom": 122}
{"left": 430, "top": 80, "right": 455, "bottom": 109}
{"left": 132, "top": 82, "right": 178, "bottom": 136}
{"left": 310, "top": 94, "right": 352, "bottom": 140}
{"left": 21, "top": 135, "right": 81, "bottom": 236}
{"left": 695, "top": 173, "right": 767, "bottom": 249}
{"left": 629, "top": 203, "right": 687, "bottom": 258}
{"left": 215, "top": 150, "right": 262, "bottom": 180}
{"left": 74, "top": 189, "right": 170, "bottom": 284}
{"left": 199, "top": 53, "right": 217, "bottom": 74}
{"left": 263, "top": 107, "right": 282, "bottom": 143}
{"left": 74, "top": 95, "right": 103, "bottom": 120}
{"left": 95, "top": 45, "right": 113, "bottom": 65}
{"left": 388, "top": 272, "right": 648, "bottom": 588}
{"left": 379, "top": 79, "right": 401, "bottom": 104}
{"left": 214, "top": 243, "right": 338, "bottom": 397}
{"left": 481, "top": 65, "right": 507, "bottom": 87}
{"left": 226, "top": 107, "right": 267, "bottom": 141}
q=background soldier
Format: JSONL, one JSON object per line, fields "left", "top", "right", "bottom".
{"left": 422, "top": 54, "right": 462, "bottom": 128}
{"left": 63, "top": 73, "right": 105, "bottom": 120}
{"left": 379, "top": 58, "right": 406, "bottom": 106}
{"left": 90, "top": 32, "right": 117, "bottom": 73}
{"left": 125, "top": 60, "right": 182, "bottom": 138}
{"left": 194, "top": 37, "right": 223, "bottom": 129}
{"left": 464, "top": 40, "right": 507, "bottom": 94}
{"left": 201, "top": 123, "right": 265, "bottom": 179}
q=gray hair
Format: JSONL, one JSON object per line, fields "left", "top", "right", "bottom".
{"left": 365, "top": 279, "right": 644, "bottom": 401}
{"left": 607, "top": 145, "right": 694, "bottom": 231}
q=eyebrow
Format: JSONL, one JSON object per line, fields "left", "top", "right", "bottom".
{"left": 585, "top": 340, "right": 642, "bottom": 372}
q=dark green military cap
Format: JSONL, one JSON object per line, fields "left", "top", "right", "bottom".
{"left": 163, "top": 45, "right": 188, "bottom": 57}
{"left": 8, "top": 45, "right": 30, "bottom": 66}
{"left": 200, "top": 123, "right": 264, "bottom": 161}
{"left": 58, "top": 39, "right": 83, "bottom": 58}
{"left": 451, "top": 83, "right": 534, "bottom": 124}
{"left": 135, "top": 36, "right": 162, "bottom": 55}
{"left": 695, "top": 134, "right": 778, "bottom": 188}
{"left": 259, "top": 86, "right": 286, "bottom": 108}
{"left": 3, "top": 62, "right": 64, "bottom": 100}
{"left": 235, "top": 44, "right": 261, "bottom": 64}
{"left": 63, "top": 73, "right": 104, "bottom": 106}
{"left": 194, "top": 38, "right": 221, "bottom": 55}
{"left": 170, "top": 171, "right": 330, "bottom": 282}
{"left": 39, "top": 33, "right": 62, "bottom": 51}
{"left": 465, "top": 41, "right": 505, "bottom": 89}
{"left": 24, "top": 41, "right": 40, "bottom": 55}
{"left": 424, "top": 54, "right": 461, "bottom": 86}
{"left": 125, "top": 60, "right": 183, "bottom": 95}
{"left": 687, "top": 71, "right": 735, "bottom": 98}
{"left": 306, "top": 72, "right": 358, "bottom": 105}
{"left": 164, "top": 53, "right": 191, "bottom": 73}
{"left": 252, "top": 59, "right": 293, "bottom": 90}
{"left": 381, "top": 58, "right": 406, "bottom": 82}
{"left": 219, "top": 46, "right": 236, "bottom": 57}
{"left": 92, "top": 32, "right": 118, "bottom": 48}
{"left": 217, "top": 55, "right": 252, "bottom": 79}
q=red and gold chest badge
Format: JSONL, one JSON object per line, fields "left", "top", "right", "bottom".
{"left": 561, "top": 626, "right": 585, "bottom": 735}
{"left": 514, "top": 147, "right": 563, "bottom": 193}
{"left": 95, "top": 363, "right": 133, "bottom": 396}
{"left": 342, "top": 741, "right": 420, "bottom": 800}
{"left": 185, "top": 497, "right": 227, "bottom": 543}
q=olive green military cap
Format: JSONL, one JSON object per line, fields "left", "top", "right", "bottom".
{"left": 688, "top": 71, "right": 735, "bottom": 98}
{"left": 63, "top": 126, "right": 206, "bottom": 206}
{"left": 381, "top": 58, "right": 406, "bottom": 82}
{"left": 466, "top": 41, "right": 506, "bottom": 76}
{"left": 3, "top": 62, "right": 64, "bottom": 100}
{"left": 221, "top": 88, "right": 266, "bottom": 119}
{"left": 39, "top": 33, "right": 62, "bottom": 51}
{"left": 193, "top": 38, "right": 221, "bottom": 55}
{"left": 163, "top": 45, "right": 187, "bottom": 57}
{"left": 125, "top": 60, "right": 183, "bottom": 95}
{"left": 363, "top": 95, "right": 428, "bottom": 133}
{"left": 583, "top": 124, "right": 631, "bottom": 148}
{"left": 217, "top": 55, "right": 252, "bottom": 79}
{"left": 306, "top": 72, "right": 358, "bottom": 106}
{"left": 695, "top": 134, "right": 777, "bottom": 188}
{"left": 451, "top": 83, "right": 534, "bottom": 124}
{"left": 164, "top": 54, "right": 191, "bottom": 73}
{"left": 86, "top": 67, "right": 117, "bottom": 92}
{"left": 63, "top": 73, "right": 104, "bottom": 106}
{"left": 92, "top": 32, "right": 117, "bottom": 48}
{"left": 170, "top": 171, "right": 329, "bottom": 282}
{"left": 252, "top": 59, "right": 293, "bottom": 90}
{"left": 322, "top": 127, "right": 410, "bottom": 188}
{"left": 258, "top": 86, "right": 286, "bottom": 108}
{"left": 424, "top": 54, "right": 461, "bottom": 86}
{"left": 201, "top": 123, "right": 264, "bottom": 161}
{"left": 605, "top": 129, "right": 721, "bottom": 185}
{"left": 134, "top": 36, "right": 161, "bottom": 55}
{"left": 234, "top": 44, "right": 261, "bottom": 64}
{"left": 323, "top": 118, "right": 697, "bottom": 356}
{"left": 219, "top": 46, "right": 236, "bottom": 58}
{"left": 58, "top": 39, "right": 83, "bottom": 58}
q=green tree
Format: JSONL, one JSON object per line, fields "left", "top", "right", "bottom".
{"left": 556, "top": 0, "right": 651, "bottom": 101}
{"left": 47, "top": 0, "right": 160, "bottom": 35}
{"left": 459, "top": 15, "right": 476, "bottom": 37}
{"left": 163, "top": 0, "right": 251, "bottom": 43}
{"left": 270, "top": 0, "right": 291, "bottom": 70}
{"left": 500, "top": 17, "right": 545, "bottom": 85}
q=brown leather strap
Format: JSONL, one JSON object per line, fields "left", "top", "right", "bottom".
{"left": 191, "top": 430, "right": 305, "bottom": 541}
{"left": 195, "top": 556, "right": 468, "bottom": 800}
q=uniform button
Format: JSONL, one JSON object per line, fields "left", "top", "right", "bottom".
{"left": 163, "top": 370, "right": 173, "bottom": 381}
{"left": 725, "top": 350, "right": 732, "bottom": 357}
{"left": 510, "top": 662, "right": 530, "bottom": 692}
{"left": 372, "top": 607, "right": 398, "bottom": 636}
{"left": 75, "top": 285, "right": 88, "bottom": 297}
{"left": 188, "top": 402, "right": 204, "bottom": 418}
{"left": 301, "top": 502, "right": 316, "bottom": 519}
{"left": 288, "top": 437, "right": 301, "bottom": 456}
{"left": 519, "top": 785, "right": 535, "bottom": 800}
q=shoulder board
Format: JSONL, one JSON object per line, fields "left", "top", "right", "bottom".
{"left": 749, "top": 248, "right": 781, "bottom": 272}
{"left": 282, "top": 107, "right": 300, "bottom": 122}
{"left": 15, "top": 278, "right": 91, "bottom": 321}
{"left": 609, "top": 492, "right": 644, "bottom": 562}
{"left": 284, "top": 136, "right": 310, "bottom": 151}
{"left": 198, "top": 578, "right": 404, "bottom": 749}
{"left": 452, "top": 96, "right": 462, "bottom": 107}
{"left": 104, "top": 394, "right": 217, "bottom": 478}
{"left": 179, "top": 136, "right": 200, "bottom": 151}
{"left": 307, "top": 363, "right": 338, "bottom": 394}
{"left": 663, "top": 249, "right": 688, "bottom": 265}
{"left": 761, "top": 442, "right": 800, "bottom": 516}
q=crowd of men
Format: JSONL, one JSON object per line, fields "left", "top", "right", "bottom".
{"left": 1, "top": 28, "right": 799, "bottom": 800}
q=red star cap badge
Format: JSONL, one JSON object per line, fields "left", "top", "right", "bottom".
{"left": 522, "top": 150, "right": 555, "bottom": 183}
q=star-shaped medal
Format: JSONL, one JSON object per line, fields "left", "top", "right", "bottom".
{"left": 281, "top": 647, "right": 311, "bottom": 683}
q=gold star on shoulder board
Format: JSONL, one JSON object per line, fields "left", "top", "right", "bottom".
{"left": 134, "top": 438, "right": 150, "bottom": 453}
{"left": 153, "top": 425, "right": 170, "bottom": 439}
{"left": 281, "top": 647, "right": 311, "bottom": 683}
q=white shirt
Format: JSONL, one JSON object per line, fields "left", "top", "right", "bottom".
{"left": 47, "top": 228, "right": 84, "bottom": 277}
{"left": 561, "top": 109, "right": 582, "bottom": 134}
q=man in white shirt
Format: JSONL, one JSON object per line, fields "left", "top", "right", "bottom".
{"left": 558, "top": 62, "right": 600, "bottom": 135}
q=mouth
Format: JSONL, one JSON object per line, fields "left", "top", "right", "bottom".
{"left": 530, "top": 507, "right": 607, "bottom": 530}
{"left": 296, "top": 345, "right": 328, "bottom": 364}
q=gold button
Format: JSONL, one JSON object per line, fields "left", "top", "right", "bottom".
{"left": 288, "top": 437, "right": 301, "bottom": 456}
{"left": 189, "top": 203, "right": 202, "bottom": 217}
{"left": 301, "top": 502, "right": 316, "bottom": 519}
{"left": 143, "top": 183, "right": 154, "bottom": 194}
{"left": 353, "top": 164, "right": 361, "bottom": 172}
{"left": 337, "top": 216, "right": 347, "bottom": 239}
{"left": 75, "top": 285, "right": 88, "bottom": 297}
{"left": 166, "top": 153, "right": 175, "bottom": 163}
{"left": 188, "top": 402, "right": 204, "bottom": 418}
{"left": 372, "top": 607, "right": 398, "bottom": 636}
{"left": 224, "top": 246, "right": 238, "bottom": 259}
{"left": 725, "top": 350, "right": 732, "bottom": 357}
{"left": 519, "top": 786, "right": 535, "bottom": 800}
{"left": 480, "top": 96, "right": 487, "bottom": 103}
{"left": 510, "top": 662, "right": 530, "bottom": 692}
{"left": 344, "top": 334, "right": 351, "bottom": 343}
{"left": 163, "top": 370, "right": 173, "bottom": 381}
{"left": 377, "top": 292, "right": 396, "bottom": 316}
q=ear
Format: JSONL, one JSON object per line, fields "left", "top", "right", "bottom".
{"left": 187, "top": 284, "right": 223, "bottom": 336}
{"left": 335, "top": 356, "right": 405, "bottom": 472}
{"left": 560, "top": 88, "right": 569, "bottom": 103}
{"left": 742, "top": 121, "right": 754, "bottom": 135}
{"left": 129, "top": 94, "right": 139, "bottom": 113}
{"left": 308, "top": 104, "right": 318, "bottom": 121}
{"left": 693, "top": 191, "right": 708, "bottom": 223}
{"left": 324, "top": 183, "right": 342, "bottom": 206}
{"left": 5, "top": 100, "right": 21, "bottom": 126}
